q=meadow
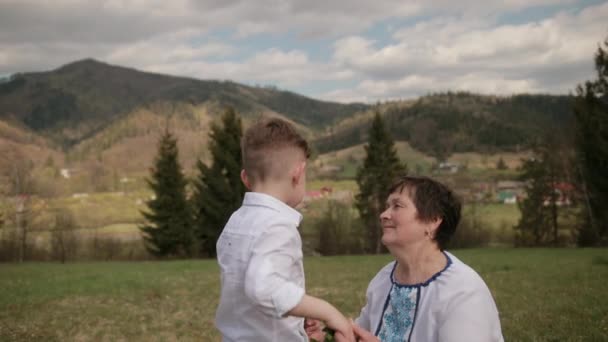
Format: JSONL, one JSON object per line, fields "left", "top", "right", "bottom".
{"left": 15, "top": 178, "right": 524, "bottom": 259}
{"left": 1, "top": 248, "right": 607, "bottom": 341}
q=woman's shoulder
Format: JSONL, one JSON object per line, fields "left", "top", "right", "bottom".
{"left": 366, "top": 261, "right": 395, "bottom": 289}
{"left": 442, "top": 252, "right": 490, "bottom": 290}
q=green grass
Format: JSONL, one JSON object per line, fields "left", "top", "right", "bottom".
{"left": 464, "top": 203, "right": 521, "bottom": 230}
{"left": 308, "top": 180, "right": 358, "bottom": 192}
{"left": 50, "top": 191, "right": 150, "bottom": 228}
{"left": 1, "top": 249, "right": 606, "bottom": 341}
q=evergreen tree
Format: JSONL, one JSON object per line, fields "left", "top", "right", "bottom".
{"left": 514, "top": 155, "right": 553, "bottom": 246}
{"left": 192, "top": 107, "right": 245, "bottom": 257}
{"left": 514, "top": 137, "right": 568, "bottom": 246}
{"left": 356, "top": 112, "right": 407, "bottom": 254}
{"left": 496, "top": 157, "right": 508, "bottom": 170}
{"left": 140, "top": 129, "right": 194, "bottom": 257}
{"left": 574, "top": 36, "right": 608, "bottom": 246}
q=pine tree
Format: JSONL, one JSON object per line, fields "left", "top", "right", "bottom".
{"left": 140, "top": 129, "right": 194, "bottom": 257}
{"left": 514, "top": 137, "right": 568, "bottom": 246}
{"left": 356, "top": 112, "right": 407, "bottom": 254}
{"left": 496, "top": 157, "right": 508, "bottom": 170}
{"left": 192, "top": 107, "right": 245, "bottom": 257}
{"left": 574, "top": 36, "right": 608, "bottom": 246}
{"left": 514, "top": 155, "right": 553, "bottom": 246}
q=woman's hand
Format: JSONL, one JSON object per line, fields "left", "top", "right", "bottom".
{"left": 352, "top": 323, "right": 380, "bottom": 342}
{"left": 326, "top": 315, "right": 356, "bottom": 342}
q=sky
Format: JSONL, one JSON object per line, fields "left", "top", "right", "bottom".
{"left": 0, "top": 0, "right": 606, "bottom": 103}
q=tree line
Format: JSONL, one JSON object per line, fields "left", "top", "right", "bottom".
{"left": 514, "top": 36, "right": 608, "bottom": 247}
{"left": 314, "top": 93, "right": 575, "bottom": 161}
{"left": 141, "top": 36, "right": 608, "bottom": 257}
{"left": 47, "top": 35, "right": 606, "bottom": 259}
{"left": 140, "top": 107, "right": 245, "bottom": 258}
{"left": 2, "top": 39, "right": 605, "bottom": 262}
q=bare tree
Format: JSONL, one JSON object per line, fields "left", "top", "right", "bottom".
{"left": 50, "top": 208, "right": 79, "bottom": 263}
{"left": 0, "top": 144, "right": 37, "bottom": 262}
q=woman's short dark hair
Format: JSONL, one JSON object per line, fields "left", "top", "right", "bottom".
{"left": 388, "top": 176, "right": 461, "bottom": 250}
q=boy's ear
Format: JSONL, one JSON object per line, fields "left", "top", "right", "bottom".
{"left": 292, "top": 161, "right": 306, "bottom": 185}
{"left": 240, "top": 169, "right": 251, "bottom": 189}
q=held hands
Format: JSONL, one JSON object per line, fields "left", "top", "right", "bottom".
{"left": 352, "top": 322, "right": 380, "bottom": 342}
{"left": 304, "top": 318, "right": 324, "bottom": 341}
{"left": 305, "top": 317, "right": 380, "bottom": 342}
{"left": 326, "top": 314, "right": 356, "bottom": 342}
{"left": 305, "top": 317, "right": 355, "bottom": 342}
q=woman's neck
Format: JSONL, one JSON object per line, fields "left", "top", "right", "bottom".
{"left": 391, "top": 243, "right": 446, "bottom": 285}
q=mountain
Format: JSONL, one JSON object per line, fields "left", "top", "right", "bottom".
{"left": 0, "top": 60, "right": 578, "bottom": 192}
{"left": 313, "top": 92, "right": 576, "bottom": 159}
{"left": 0, "top": 59, "right": 369, "bottom": 148}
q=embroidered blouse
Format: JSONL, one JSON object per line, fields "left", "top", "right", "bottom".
{"left": 355, "top": 252, "right": 504, "bottom": 342}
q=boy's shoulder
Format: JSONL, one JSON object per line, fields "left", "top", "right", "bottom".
{"left": 224, "top": 196, "right": 300, "bottom": 238}
{"left": 241, "top": 192, "right": 302, "bottom": 223}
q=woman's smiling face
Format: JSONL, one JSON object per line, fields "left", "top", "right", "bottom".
{"left": 380, "top": 189, "right": 434, "bottom": 248}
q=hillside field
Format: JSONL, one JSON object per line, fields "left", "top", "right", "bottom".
{"left": 17, "top": 185, "right": 524, "bottom": 256}
{"left": 312, "top": 141, "right": 526, "bottom": 180}
{"left": 1, "top": 248, "right": 606, "bottom": 341}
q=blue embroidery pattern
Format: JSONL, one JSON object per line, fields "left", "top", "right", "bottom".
{"left": 378, "top": 286, "right": 418, "bottom": 342}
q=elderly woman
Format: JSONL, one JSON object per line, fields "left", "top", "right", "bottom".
{"left": 308, "top": 176, "right": 503, "bottom": 342}
{"left": 352, "top": 176, "right": 503, "bottom": 342}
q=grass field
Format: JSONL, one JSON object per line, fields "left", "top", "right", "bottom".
{"left": 1, "top": 248, "right": 607, "bottom": 341}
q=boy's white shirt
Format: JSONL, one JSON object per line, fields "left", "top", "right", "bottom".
{"left": 215, "top": 192, "right": 307, "bottom": 342}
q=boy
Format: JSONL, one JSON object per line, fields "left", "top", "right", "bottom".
{"left": 215, "top": 118, "right": 354, "bottom": 342}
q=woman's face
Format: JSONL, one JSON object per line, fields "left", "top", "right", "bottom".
{"left": 380, "top": 189, "right": 432, "bottom": 248}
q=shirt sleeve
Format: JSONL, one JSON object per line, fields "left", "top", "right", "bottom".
{"left": 244, "top": 223, "right": 305, "bottom": 318}
{"left": 354, "top": 285, "right": 373, "bottom": 331}
{"left": 437, "top": 283, "right": 504, "bottom": 342}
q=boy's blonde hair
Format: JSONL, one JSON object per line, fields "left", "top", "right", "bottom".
{"left": 241, "top": 118, "right": 310, "bottom": 185}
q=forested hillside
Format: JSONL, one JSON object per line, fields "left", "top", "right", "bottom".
{"left": 314, "top": 92, "right": 575, "bottom": 160}
{"left": 0, "top": 59, "right": 368, "bottom": 148}
{"left": 0, "top": 60, "right": 577, "bottom": 174}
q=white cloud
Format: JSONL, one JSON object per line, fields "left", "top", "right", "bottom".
{"left": 143, "top": 48, "right": 353, "bottom": 88}
{"left": 325, "top": 2, "right": 608, "bottom": 101}
{"left": 0, "top": 0, "right": 605, "bottom": 102}
{"left": 106, "top": 31, "right": 235, "bottom": 68}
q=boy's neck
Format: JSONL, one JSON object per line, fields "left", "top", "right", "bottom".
{"left": 250, "top": 182, "right": 299, "bottom": 208}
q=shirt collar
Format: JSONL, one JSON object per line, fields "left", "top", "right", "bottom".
{"left": 242, "top": 192, "right": 303, "bottom": 225}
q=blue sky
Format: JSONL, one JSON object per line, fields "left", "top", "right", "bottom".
{"left": 0, "top": 0, "right": 606, "bottom": 103}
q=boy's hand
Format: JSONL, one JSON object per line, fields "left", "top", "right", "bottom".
{"left": 352, "top": 322, "right": 380, "bottom": 342}
{"left": 304, "top": 318, "right": 324, "bottom": 341}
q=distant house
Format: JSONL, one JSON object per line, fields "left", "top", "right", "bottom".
{"left": 459, "top": 181, "right": 493, "bottom": 202}
{"left": 496, "top": 180, "right": 525, "bottom": 190}
{"left": 497, "top": 190, "right": 518, "bottom": 204}
{"left": 496, "top": 180, "right": 525, "bottom": 204}
{"left": 545, "top": 182, "right": 575, "bottom": 206}
{"left": 304, "top": 190, "right": 324, "bottom": 201}
{"left": 320, "top": 186, "right": 333, "bottom": 195}
{"left": 304, "top": 186, "right": 333, "bottom": 202}
{"left": 60, "top": 168, "right": 71, "bottom": 179}
{"left": 60, "top": 168, "right": 81, "bottom": 179}
{"left": 437, "top": 162, "right": 460, "bottom": 174}
{"left": 501, "top": 181, "right": 575, "bottom": 206}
